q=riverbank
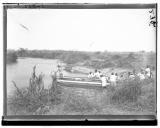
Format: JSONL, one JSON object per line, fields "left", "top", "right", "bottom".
{"left": 6, "top": 53, "right": 156, "bottom": 116}
{"left": 7, "top": 76, "right": 156, "bottom": 115}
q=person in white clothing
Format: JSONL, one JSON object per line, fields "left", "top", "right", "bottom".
{"left": 140, "top": 73, "right": 145, "bottom": 80}
{"left": 57, "top": 64, "right": 63, "bottom": 78}
{"left": 145, "top": 65, "right": 151, "bottom": 78}
{"left": 105, "top": 75, "right": 110, "bottom": 82}
{"left": 128, "top": 72, "right": 135, "bottom": 79}
{"left": 145, "top": 65, "right": 151, "bottom": 73}
{"left": 88, "top": 72, "right": 94, "bottom": 78}
{"left": 115, "top": 73, "right": 119, "bottom": 81}
{"left": 137, "top": 72, "right": 145, "bottom": 80}
{"left": 94, "top": 69, "right": 100, "bottom": 78}
{"left": 146, "top": 72, "right": 151, "bottom": 78}
{"left": 100, "top": 75, "right": 108, "bottom": 88}
{"left": 98, "top": 71, "right": 102, "bottom": 78}
{"left": 119, "top": 74, "right": 123, "bottom": 81}
{"left": 129, "top": 74, "right": 135, "bottom": 79}
{"left": 110, "top": 73, "right": 117, "bottom": 86}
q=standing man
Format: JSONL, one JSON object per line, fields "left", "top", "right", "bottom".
{"left": 110, "top": 72, "right": 117, "bottom": 86}
{"left": 100, "top": 75, "right": 109, "bottom": 88}
{"left": 57, "top": 63, "right": 63, "bottom": 78}
{"left": 57, "top": 64, "right": 61, "bottom": 72}
{"left": 145, "top": 65, "right": 151, "bottom": 78}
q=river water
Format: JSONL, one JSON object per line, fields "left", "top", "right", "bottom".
{"left": 6, "top": 57, "right": 87, "bottom": 94}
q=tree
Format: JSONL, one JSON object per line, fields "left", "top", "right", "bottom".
{"left": 17, "top": 48, "right": 27, "bottom": 57}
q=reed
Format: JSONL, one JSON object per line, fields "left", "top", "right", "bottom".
{"left": 7, "top": 66, "right": 63, "bottom": 115}
{"left": 109, "top": 77, "right": 156, "bottom": 113}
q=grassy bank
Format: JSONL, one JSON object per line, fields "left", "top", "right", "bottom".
{"left": 109, "top": 78, "right": 156, "bottom": 113}
{"left": 7, "top": 49, "right": 156, "bottom": 115}
{"left": 7, "top": 69, "right": 156, "bottom": 115}
{"left": 61, "top": 77, "right": 156, "bottom": 115}
{"left": 7, "top": 67, "right": 64, "bottom": 115}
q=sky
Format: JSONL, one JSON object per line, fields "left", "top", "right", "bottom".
{"left": 7, "top": 9, "right": 156, "bottom": 52}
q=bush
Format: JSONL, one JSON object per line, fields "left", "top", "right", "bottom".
{"left": 62, "top": 52, "right": 90, "bottom": 64}
{"left": 111, "top": 79, "right": 142, "bottom": 104}
{"left": 109, "top": 77, "right": 156, "bottom": 113}
{"left": 111, "top": 55, "right": 121, "bottom": 60}
{"left": 7, "top": 51, "right": 17, "bottom": 64}
{"left": 8, "top": 85, "right": 63, "bottom": 115}
{"left": 84, "top": 60, "right": 115, "bottom": 69}
{"left": 7, "top": 68, "right": 63, "bottom": 115}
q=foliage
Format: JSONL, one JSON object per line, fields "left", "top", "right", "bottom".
{"left": 9, "top": 48, "right": 156, "bottom": 70}
{"left": 7, "top": 50, "right": 17, "bottom": 64}
{"left": 84, "top": 60, "right": 115, "bottom": 69}
{"left": 63, "top": 92, "right": 94, "bottom": 113}
{"left": 7, "top": 67, "right": 63, "bottom": 115}
{"left": 62, "top": 77, "right": 156, "bottom": 114}
{"left": 111, "top": 78, "right": 142, "bottom": 104}
{"left": 109, "top": 77, "right": 156, "bottom": 113}
{"left": 61, "top": 51, "right": 90, "bottom": 64}
{"left": 7, "top": 70, "right": 156, "bottom": 115}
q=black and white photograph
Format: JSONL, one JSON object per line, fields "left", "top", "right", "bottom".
{"left": 3, "top": 3, "right": 157, "bottom": 124}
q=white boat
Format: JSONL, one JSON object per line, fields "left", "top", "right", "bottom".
{"left": 57, "top": 76, "right": 103, "bottom": 88}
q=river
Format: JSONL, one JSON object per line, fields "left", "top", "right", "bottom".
{"left": 6, "top": 57, "right": 87, "bottom": 94}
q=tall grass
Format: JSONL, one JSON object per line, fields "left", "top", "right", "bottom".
{"left": 109, "top": 77, "right": 156, "bottom": 113}
{"left": 7, "top": 67, "right": 63, "bottom": 115}
{"left": 62, "top": 78, "right": 156, "bottom": 115}
{"left": 111, "top": 78, "right": 142, "bottom": 104}
{"left": 63, "top": 92, "right": 93, "bottom": 113}
{"left": 7, "top": 66, "right": 156, "bottom": 115}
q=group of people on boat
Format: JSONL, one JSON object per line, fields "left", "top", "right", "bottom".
{"left": 54, "top": 63, "right": 153, "bottom": 88}
{"left": 30, "top": 63, "right": 154, "bottom": 90}
{"left": 88, "top": 69, "right": 102, "bottom": 78}
{"left": 88, "top": 65, "right": 153, "bottom": 87}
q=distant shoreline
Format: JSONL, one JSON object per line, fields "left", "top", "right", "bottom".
{"left": 7, "top": 49, "right": 156, "bottom": 53}
{"left": 6, "top": 49, "right": 156, "bottom": 72}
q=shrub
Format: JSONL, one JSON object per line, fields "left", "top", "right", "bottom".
{"left": 111, "top": 55, "right": 121, "bottom": 60}
{"left": 84, "top": 60, "right": 115, "bottom": 69}
{"left": 7, "top": 67, "right": 63, "bottom": 115}
{"left": 7, "top": 51, "right": 17, "bottom": 64}
{"left": 111, "top": 78, "right": 142, "bottom": 104}
{"left": 109, "top": 77, "right": 156, "bottom": 113}
{"left": 62, "top": 52, "right": 90, "bottom": 64}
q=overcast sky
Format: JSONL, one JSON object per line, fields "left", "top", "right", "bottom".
{"left": 7, "top": 9, "right": 156, "bottom": 52}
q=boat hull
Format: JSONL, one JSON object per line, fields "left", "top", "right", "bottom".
{"left": 57, "top": 77, "right": 103, "bottom": 88}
